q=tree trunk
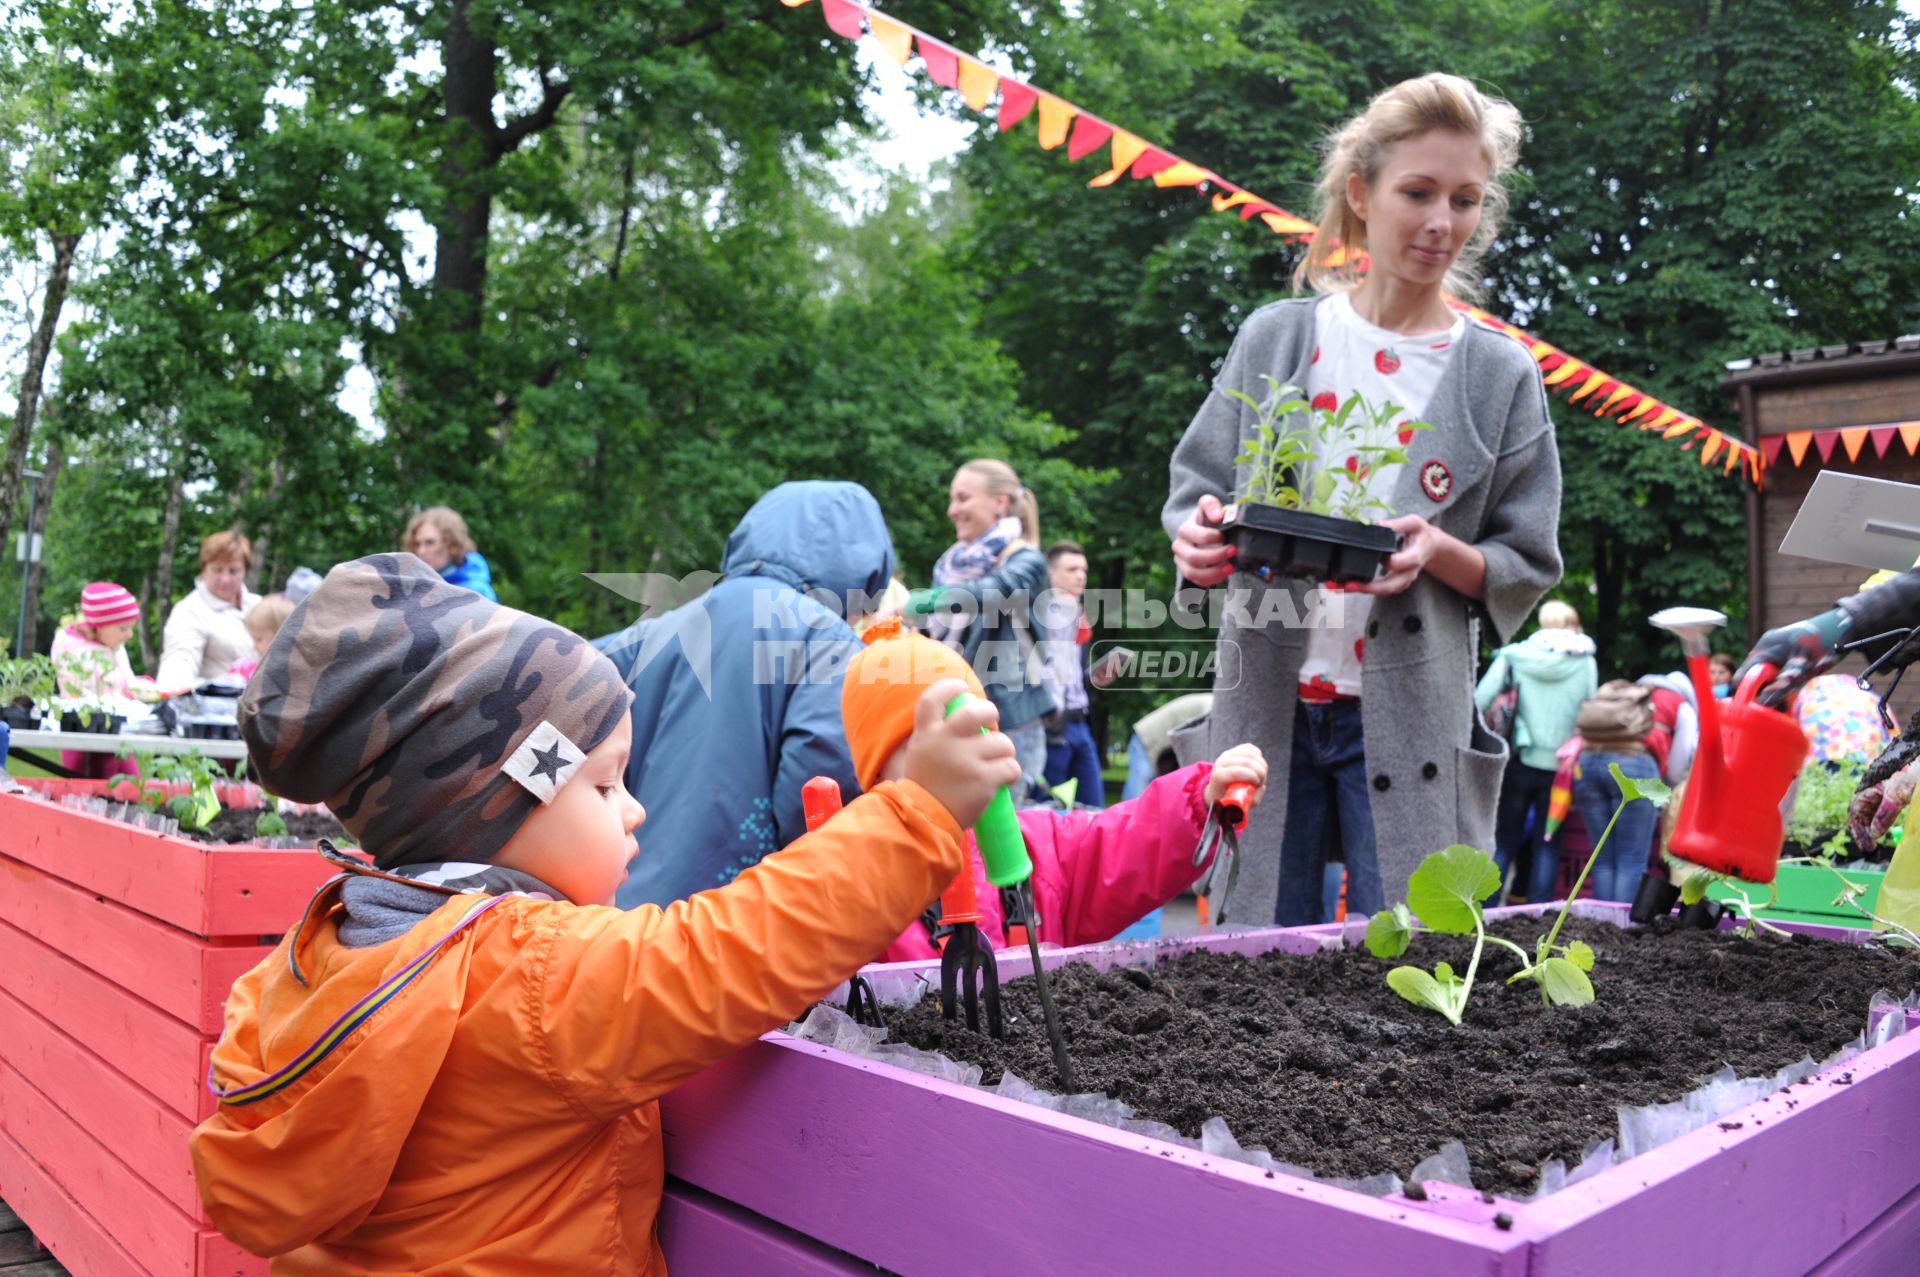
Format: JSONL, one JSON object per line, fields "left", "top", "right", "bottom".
{"left": 435, "top": 0, "right": 497, "bottom": 339}
{"left": 135, "top": 570, "right": 154, "bottom": 671}
{"left": 0, "top": 231, "right": 79, "bottom": 545}
{"left": 248, "top": 455, "right": 286, "bottom": 594}
{"left": 151, "top": 452, "right": 188, "bottom": 667}
{"left": 20, "top": 440, "right": 62, "bottom": 656}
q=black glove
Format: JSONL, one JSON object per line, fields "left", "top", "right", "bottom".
{"left": 1734, "top": 606, "right": 1851, "bottom": 708}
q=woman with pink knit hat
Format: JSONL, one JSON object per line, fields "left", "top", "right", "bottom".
{"left": 51, "top": 582, "right": 153, "bottom": 777}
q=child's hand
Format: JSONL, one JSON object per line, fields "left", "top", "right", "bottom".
{"left": 1206, "top": 743, "right": 1268, "bottom": 809}
{"left": 903, "top": 679, "right": 1023, "bottom": 828}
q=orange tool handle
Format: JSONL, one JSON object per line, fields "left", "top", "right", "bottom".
{"left": 939, "top": 852, "right": 985, "bottom": 927}
{"left": 1218, "top": 781, "right": 1256, "bottom": 831}
{"left": 802, "top": 776, "right": 843, "bottom": 832}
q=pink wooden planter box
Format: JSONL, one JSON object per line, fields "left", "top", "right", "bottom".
{"left": 0, "top": 779, "right": 337, "bottom": 1277}
{"left": 660, "top": 903, "right": 1920, "bottom": 1276}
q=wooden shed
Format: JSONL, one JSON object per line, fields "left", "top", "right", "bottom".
{"left": 1724, "top": 338, "right": 1920, "bottom": 719}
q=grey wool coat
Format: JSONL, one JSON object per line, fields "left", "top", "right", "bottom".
{"left": 1162, "top": 295, "right": 1563, "bottom": 920}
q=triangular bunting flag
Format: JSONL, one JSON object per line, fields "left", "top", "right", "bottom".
{"left": 1622, "top": 398, "right": 1658, "bottom": 423}
{"left": 1786, "top": 432, "right": 1812, "bottom": 466}
{"left": 1840, "top": 427, "right": 1868, "bottom": 463}
{"left": 1901, "top": 423, "right": 1920, "bottom": 456}
{"left": 820, "top": 0, "right": 864, "bottom": 40}
{"left": 1089, "top": 130, "right": 1147, "bottom": 186}
{"left": 867, "top": 11, "right": 913, "bottom": 65}
{"left": 1543, "top": 360, "right": 1587, "bottom": 387}
{"left": 1645, "top": 408, "right": 1680, "bottom": 432}
{"left": 1152, "top": 161, "right": 1212, "bottom": 187}
{"left": 1760, "top": 435, "right": 1785, "bottom": 465}
{"left": 916, "top": 35, "right": 959, "bottom": 88}
{"left": 780, "top": 0, "right": 812, "bottom": 7}
{"left": 1569, "top": 371, "right": 1610, "bottom": 403}
{"left": 1035, "top": 93, "right": 1072, "bottom": 150}
{"left": 1814, "top": 431, "right": 1839, "bottom": 463}
{"left": 1599, "top": 384, "right": 1634, "bottom": 414}
{"left": 1661, "top": 417, "right": 1696, "bottom": 440}
{"left": 996, "top": 79, "right": 1036, "bottom": 131}
{"left": 1066, "top": 114, "right": 1113, "bottom": 162}
{"left": 1701, "top": 433, "right": 1724, "bottom": 465}
{"left": 956, "top": 56, "right": 997, "bottom": 112}
{"left": 1261, "top": 211, "right": 1316, "bottom": 235}
{"left": 1238, "top": 201, "right": 1277, "bottom": 220}
{"left": 1128, "top": 146, "right": 1177, "bottom": 180}
{"left": 1212, "top": 188, "right": 1258, "bottom": 214}
{"left": 1870, "top": 426, "right": 1897, "bottom": 458}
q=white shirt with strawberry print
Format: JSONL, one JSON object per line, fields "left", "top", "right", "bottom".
{"left": 1296, "top": 292, "right": 1464, "bottom": 701}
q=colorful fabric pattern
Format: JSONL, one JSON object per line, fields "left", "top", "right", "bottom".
{"left": 1794, "top": 673, "right": 1892, "bottom": 764}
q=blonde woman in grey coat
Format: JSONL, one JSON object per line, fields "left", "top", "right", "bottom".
{"left": 1163, "top": 74, "right": 1562, "bottom": 925}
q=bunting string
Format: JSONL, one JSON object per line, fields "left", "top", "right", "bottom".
{"left": 784, "top": 0, "right": 1766, "bottom": 486}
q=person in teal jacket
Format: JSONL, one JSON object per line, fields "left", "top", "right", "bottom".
{"left": 1476, "top": 601, "right": 1598, "bottom": 900}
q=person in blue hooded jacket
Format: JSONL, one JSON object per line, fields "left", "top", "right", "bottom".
{"left": 596, "top": 481, "right": 894, "bottom": 907}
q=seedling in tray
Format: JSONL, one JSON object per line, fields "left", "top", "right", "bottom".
{"left": 1217, "top": 376, "right": 1427, "bottom": 587}
{"left": 117, "top": 743, "right": 224, "bottom": 832}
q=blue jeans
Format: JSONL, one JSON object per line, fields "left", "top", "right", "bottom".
{"left": 1275, "top": 700, "right": 1383, "bottom": 926}
{"left": 1121, "top": 734, "right": 1157, "bottom": 802}
{"left": 1044, "top": 718, "right": 1106, "bottom": 809}
{"left": 1493, "top": 760, "right": 1557, "bottom": 902}
{"left": 1573, "top": 751, "right": 1661, "bottom": 903}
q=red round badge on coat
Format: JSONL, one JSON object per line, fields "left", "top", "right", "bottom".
{"left": 1420, "top": 460, "right": 1453, "bottom": 503}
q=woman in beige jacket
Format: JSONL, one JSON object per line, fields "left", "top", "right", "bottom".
{"left": 156, "top": 530, "right": 263, "bottom": 690}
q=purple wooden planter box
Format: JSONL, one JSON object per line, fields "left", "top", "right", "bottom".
{"left": 659, "top": 903, "right": 1920, "bottom": 1276}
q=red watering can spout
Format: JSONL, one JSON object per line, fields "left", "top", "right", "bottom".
{"left": 1665, "top": 659, "right": 1808, "bottom": 884}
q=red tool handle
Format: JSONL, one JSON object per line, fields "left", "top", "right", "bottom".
{"left": 939, "top": 852, "right": 985, "bottom": 927}
{"left": 1217, "top": 781, "right": 1256, "bottom": 832}
{"left": 802, "top": 776, "right": 843, "bottom": 832}
{"left": 1733, "top": 661, "right": 1780, "bottom": 708}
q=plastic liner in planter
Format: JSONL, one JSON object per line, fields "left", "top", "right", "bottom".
{"left": 789, "top": 985, "right": 1918, "bottom": 1202}
{"left": 1222, "top": 504, "right": 1400, "bottom": 587}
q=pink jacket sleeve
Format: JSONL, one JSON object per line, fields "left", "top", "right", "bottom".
{"left": 1020, "top": 762, "right": 1213, "bottom": 948}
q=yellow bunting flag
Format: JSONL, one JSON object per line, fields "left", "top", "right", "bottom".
{"left": 867, "top": 11, "right": 913, "bottom": 65}
{"left": 1152, "top": 161, "right": 1212, "bottom": 188}
{"left": 957, "top": 56, "right": 998, "bottom": 112}
{"left": 1035, "top": 93, "right": 1072, "bottom": 150}
{"left": 1568, "top": 370, "right": 1609, "bottom": 403}
{"left": 1089, "top": 130, "right": 1148, "bottom": 187}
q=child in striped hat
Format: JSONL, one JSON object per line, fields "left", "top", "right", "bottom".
{"left": 50, "top": 581, "right": 151, "bottom": 701}
{"left": 50, "top": 582, "right": 153, "bottom": 778}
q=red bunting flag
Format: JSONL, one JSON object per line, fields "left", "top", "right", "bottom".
{"left": 997, "top": 80, "right": 1037, "bottom": 131}
{"left": 1760, "top": 435, "right": 1786, "bottom": 465}
{"left": 1871, "top": 426, "right": 1897, "bottom": 458}
{"left": 916, "top": 34, "right": 959, "bottom": 88}
{"left": 1815, "top": 431, "right": 1840, "bottom": 463}
{"left": 1066, "top": 115, "right": 1113, "bottom": 162}
{"left": 820, "top": 0, "right": 864, "bottom": 40}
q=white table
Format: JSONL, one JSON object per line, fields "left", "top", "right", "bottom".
{"left": 7, "top": 728, "right": 249, "bottom": 777}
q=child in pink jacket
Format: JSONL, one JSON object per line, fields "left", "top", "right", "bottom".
{"left": 841, "top": 630, "right": 1266, "bottom": 960}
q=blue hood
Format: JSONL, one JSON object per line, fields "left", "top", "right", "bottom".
{"left": 720, "top": 481, "right": 895, "bottom": 619}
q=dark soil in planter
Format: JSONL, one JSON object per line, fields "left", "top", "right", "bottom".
{"left": 174, "top": 807, "right": 348, "bottom": 845}
{"left": 884, "top": 916, "right": 1917, "bottom": 1196}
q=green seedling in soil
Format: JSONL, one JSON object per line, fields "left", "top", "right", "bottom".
{"left": 117, "top": 744, "right": 223, "bottom": 832}
{"left": 1504, "top": 763, "right": 1672, "bottom": 1006}
{"left": 255, "top": 797, "right": 289, "bottom": 839}
{"left": 1363, "top": 845, "right": 1536, "bottom": 1025}
{"left": 1228, "top": 375, "right": 1429, "bottom": 523}
{"left": 1666, "top": 860, "right": 1793, "bottom": 941}
{"left": 1802, "top": 858, "right": 1920, "bottom": 948}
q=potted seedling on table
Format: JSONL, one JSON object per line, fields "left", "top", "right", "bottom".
{"left": 0, "top": 652, "right": 53, "bottom": 729}
{"left": 118, "top": 744, "right": 224, "bottom": 833}
{"left": 1217, "top": 375, "right": 1427, "bottom": 587}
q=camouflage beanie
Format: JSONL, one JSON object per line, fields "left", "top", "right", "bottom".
{"left": 239, "top": 554, "right": 633, "bottom": 869}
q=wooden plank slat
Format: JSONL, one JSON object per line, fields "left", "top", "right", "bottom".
{"left": 659, "top": 1180, "right": 884, "bottom": 1276}
{"left": 0, "top": 1128, "right": 147, "bottom": 1277}
{"left": 0, "top": 791, "right": 330, "bottom": 937}
{"left": 0, "top": 854, "right": 272, "bottom": 1035}
{"left": 0, "top": 919, "right": 205, "bottom": 1120}
{"left": 0, "top": 988, "right": 202, "bottom": 1218}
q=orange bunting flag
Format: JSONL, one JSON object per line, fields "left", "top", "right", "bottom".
{"left": 1903, "top": 423, "right": 1920, "bottom": 456}
{"left": 1787, "top": 432, "right": 1812, "bottom": 466}
{"left": 1153, "top": 161, "right": 1212, "bottom": 188}
{"left": 1035, "top": 92, "right": 1073, "bottom": 150}
{"left": 997, "top": 79, "right": 1037, "bottom": 131}
{"left": 957, "top": 56, "right": 997, "bottom": 112}
{"left": 1542, "top": 360, "right": 1587, "bottom": 387}
{"left": 1840, "top": 426, "right": 1868, "bottom": 462}
{"left": 916, "top": 34, "right": 959, "bottom": 88}
{"left": 1262, "top": 211, "right": 1316, "bottom": 236}
{"left": 820, "top": 0, "right": 864, "bottom": 40}
{"left": 780, "top": 0, "right": 811, "bottom": 7}
{"left": 1212, "top": 188, "right": 1259, "bottom": 214}
{"left": 1066, "top": 114, "right": 1113, "bottom": 163}
{"left": 1568, "top": 370, "right": 1610, "bottom": 403}
{"left": 1701, "top": 432, "right": 1724, "bottom": 465}
{"left": 867, "top": 11, "right": 913, "bottom": 65}
{"left": 1088, "top": 130, "right": 1147, "bottom": 187}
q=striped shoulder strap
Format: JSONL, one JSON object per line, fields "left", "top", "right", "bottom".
{"left": 209, "top": 893, "right": 512, "bottom": 1107}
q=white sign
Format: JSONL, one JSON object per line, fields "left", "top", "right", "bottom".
{"left": 14, "top": 533, "right": 40, "bottom": 564}
{"left": 1779, "top": 472, "right": 1920, "bottom": 571}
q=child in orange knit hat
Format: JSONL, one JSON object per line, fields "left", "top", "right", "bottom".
{"left": 842, "top": 629, "right": 1266, "bottom": 959}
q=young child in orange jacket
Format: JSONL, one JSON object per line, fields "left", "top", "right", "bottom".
{"left": 841, "top": 629, "right": 1267, "bottom": 959}
{"left": 190, "top": 554, "right": 1020, "bottom": 1275}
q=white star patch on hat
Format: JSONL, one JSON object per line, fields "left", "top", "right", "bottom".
{"left": 502, "top": 720, "right": 587, "bottom": 804}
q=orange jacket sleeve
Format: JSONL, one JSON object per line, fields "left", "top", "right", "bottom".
{"left": 529, "top": 779, "right": 963, "bottom": 1114}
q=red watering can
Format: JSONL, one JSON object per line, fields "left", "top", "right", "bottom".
{"left": 1657, "top": 609, "right": 1809, "bottom": 883}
